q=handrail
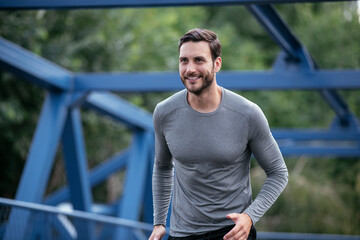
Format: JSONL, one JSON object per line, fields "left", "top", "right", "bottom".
{"left": 0, "top": 197, "right": 154, "bottom": 232}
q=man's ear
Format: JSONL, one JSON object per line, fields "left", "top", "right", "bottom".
{"left": 214, "top": 57, "right": 222, "bottom": 72}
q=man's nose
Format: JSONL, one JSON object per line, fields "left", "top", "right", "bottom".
{"left": 186, "top": 61, "right": 196, "bottom": 73}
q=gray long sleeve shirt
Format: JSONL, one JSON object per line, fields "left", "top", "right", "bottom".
{"left": 152, "top": 87, "right": 288, "bottom": 237}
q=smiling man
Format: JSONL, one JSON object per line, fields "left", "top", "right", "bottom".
{"left": 148, "top": 28, "right": 288, "bottom": 240}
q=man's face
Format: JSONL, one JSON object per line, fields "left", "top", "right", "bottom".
{"left": 179, "top": 41, "right": 220, "bottom": 96}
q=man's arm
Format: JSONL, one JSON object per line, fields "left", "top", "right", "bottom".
{"left": 225, "top": 104, "right": 288, "bottom": 240}
{"left": 149, "top": 106, "right": 174, "bottom": 239}
{"left": 244, "top": 103, "right": 289, "bottom": 224}
{"left": 152, "top": 162, "right": 174, "bottom": 226}
{"left": 149, "top": 163, "right": 173, "bottom": 240}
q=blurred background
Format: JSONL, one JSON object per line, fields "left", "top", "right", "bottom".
{"left": 0, "top": 1, "right": 359, "bottom": 235}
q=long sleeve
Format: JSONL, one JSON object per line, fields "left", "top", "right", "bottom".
{"left": 152, "top": 106, "right": 174, "bottom": 226}
{"left": 244, "top": 104, "right": 289, "bottom": 224}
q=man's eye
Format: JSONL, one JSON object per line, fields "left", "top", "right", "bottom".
{"left": 180, "top": 59, "right": 187, "bottom": 63}
{"left": 195, "top": 59, "right": 204, "bottom": 63}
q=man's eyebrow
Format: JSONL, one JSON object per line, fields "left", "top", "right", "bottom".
{"left": 179, "top": 55, "right": 206, "bottom": 59}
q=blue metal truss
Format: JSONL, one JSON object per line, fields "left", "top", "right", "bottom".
{"left": 247, "top": 4, "right": 355, "bottom": 124}
{"left": 1, "top": 0, "right": 360, "bottom": 239}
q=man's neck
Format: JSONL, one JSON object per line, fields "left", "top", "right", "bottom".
{"left": 187, "top": 83, "right": 222, "bottom": 113}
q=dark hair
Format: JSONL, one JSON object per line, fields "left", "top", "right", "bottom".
{"left": 178, "top": 28, "right": 221, "bottom": 61}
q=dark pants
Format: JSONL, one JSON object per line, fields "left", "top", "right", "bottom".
{"left": 168, "top": 225, "right": 256, "bottom": 240}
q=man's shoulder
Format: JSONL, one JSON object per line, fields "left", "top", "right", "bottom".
{"left": 223, "top": 88, "right": 259, "bottom": 115}
{"left": 155, "top": 89, "right": 187, "bottom": 116}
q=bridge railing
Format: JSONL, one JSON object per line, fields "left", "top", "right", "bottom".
{"left": 1, "top": 197, "right": 359, "bottom": 240}
{"left": 0, "top": 197, "right": 153, "bottom": 240}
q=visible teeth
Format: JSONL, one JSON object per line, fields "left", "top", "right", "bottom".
{"left": 187, "top": 77, "right": 199, "bottom": 80}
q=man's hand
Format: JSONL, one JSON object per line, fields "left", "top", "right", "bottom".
{"left": 148, "top": 225, "right": 166, "bottom": 240}
{"left": 223, "top": 213, "right": 252, "bottom": 240}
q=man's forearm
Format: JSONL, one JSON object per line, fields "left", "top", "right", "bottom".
{"left": 152, "top": 162, "right": 174, "bottom": 226}
{"left": 244, "top": 164, "right": 288, "bottom": 224}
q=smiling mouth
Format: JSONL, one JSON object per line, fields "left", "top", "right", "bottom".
{"left": 186, "top": 76, "right": 201, "bottom": 82}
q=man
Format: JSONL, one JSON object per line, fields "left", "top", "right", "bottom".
{"left": 149, "top": 28, "right": 288, "bottom": 240}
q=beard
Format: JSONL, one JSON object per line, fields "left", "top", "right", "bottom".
{"left": 181, "top": 66, "right": 215, "bottom": 96}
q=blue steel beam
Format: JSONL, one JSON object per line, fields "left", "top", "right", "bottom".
{"left": 279, "top": 145, "right": 360, "bottom": 157}
{"left": 116, "top": 131, "right": 153, "bottom": 239}
{"left": 319, "top": 90, "right": 353, "bottom": 125}
{"left": 4, "top": 92, "right": 70, "bottom": 240}
{"left": 143, "top": 141, "right": 155, "bottom": 224}
{"left": 246, "top": 5, "right": 317, "bottom": 67}
{"left": 1, "top": 24, "right": 359, "bottom": 94}
{"left": 331, "top": 114, "right": 360, "bottom": 129}
{"left": 272, "top": 129, "right": 360, "bottom": 141}
{"left": 0, "top": 37, "right": 72, "bottom": 91}
{"left": 61, "top": 108, "right": 95, "bottom": 240}
{"left": 15, "top": 92, "right": 70, "bottom": 201}
{"left": 75, "top": 72, "right": 181, "bottom": 92}
{"left": 74, "top": 70, "right": 360, "bottom": 91}
{"left": 246, "top": 4, "right": 356, "bottom": 126}
{"left": 247, "top": 5, "right": 304, "bottom": 63}
{"left": 0, "top": 0, "right": 350, "bottom": 10}
{"left": 45, "top": 149, "right": 130, "bottom": 206}
{"left": 61, "top": 108, "right": 93, "bottom": 212}
{"left": 88, "top": 149, "right": 129, "bottom": 188}
{"left": 84, "top": 92, "right": 154, "bottom": 132}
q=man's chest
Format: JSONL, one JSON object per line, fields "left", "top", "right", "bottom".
{"left": 162, "top": 110, "right": 250, "bottom": 163}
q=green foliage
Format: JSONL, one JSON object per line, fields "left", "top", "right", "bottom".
{"left": 252, "top": 156, "right": 360, "bottom": 234}
{"left": 206, "top": 6, "right": 278, "bottom": 70}
{"left": 0, "top": 73, "right": 43, "bottom": 197}
{"left": 1, "top": 1, "right": 360, "bottom": 234}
